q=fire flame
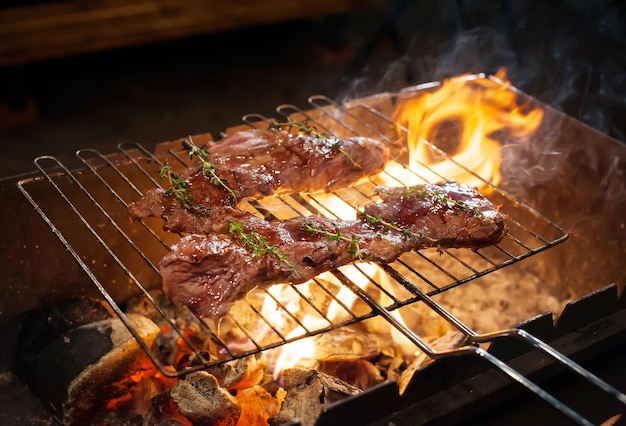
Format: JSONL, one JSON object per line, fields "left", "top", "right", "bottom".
{"left": 392, "top": 68, "right": 544, "bottom": 188}
{"left": 102, "top": 71, "right": 548, "bottom": 424}
{"left": 266, "top": 70, "right": 546, "bottom": 380}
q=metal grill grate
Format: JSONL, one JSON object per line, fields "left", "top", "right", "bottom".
{"left": 16, "top": 75, "right": 625, "bottom": 424}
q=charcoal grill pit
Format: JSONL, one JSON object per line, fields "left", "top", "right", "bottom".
{"left": 2, "top": 73, "right": 626, "bottom": 425}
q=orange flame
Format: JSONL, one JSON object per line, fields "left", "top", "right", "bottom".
{"left": 265, "top": 70, "right": 546, "bottom": 382}
{"left": 393, "top": 69, "right": 544, "bottom": 188}
{"left": 102, "top": 71, "right": 547, "bottom": 422}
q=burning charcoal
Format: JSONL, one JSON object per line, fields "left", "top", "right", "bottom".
{"left": 207, "top": 353, "right": 266, "bottom": 391}
{"left": 320, "top": 359, "right": 385, "bottom": 391}
{"left": 166, "top": 371, "right": 241, "bottom": 426}
{"left": 14, "top": 297, "right": 114, "bottom": 371}
{"left": 312, "top": 325, "right": 380, "bottom": 362}
{"left": 147, "top": 391, "right": 193, "bottom": 425}
{"left": 126, "top": 290, "right": 218, "bottom": 368}
{"left": 154, "top": 321, "right": 217, "bottom": 369}
{"left": 15, "top": 312, "right": 161, "bottom": 425}
{"left": 295, "top": 325, "right": 387, "bottom": 391}
{"left": 270, "top": 367, "right": 361, "bottom": 426}
{"left": 235, "top": 385, "right": 282, "bottom": 426}
{"left": 125, "top": 290, "right": 177, "bottom": 322}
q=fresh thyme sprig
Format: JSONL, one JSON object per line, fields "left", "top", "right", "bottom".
{"left": 156, "top": 137, "right": 238, "bottom": 214}
{"left": 330, "top": 139, "right": 362, "bottom": 170}
{"left": 268, "top": 119, "right": 328, "bottom": 139}
{"left": 362, "top": 213, "right": 437, "bottom": 242}
{"left": 228, "top": 221, "right": 293, "bottom": 268}
{"left": 268, "top": 120, "right": 362, "bottom": 169}
{"left": 400, "top": 187, "right": 485, "bottom": 219}
{"left": 158, "top": 162, "right": 211, "bottom": 215}
{"left": 184, "top": 138, "right": 238, "bottom": 204}
{"left": 301, "top": 221, "right": 366, "bottom": 260}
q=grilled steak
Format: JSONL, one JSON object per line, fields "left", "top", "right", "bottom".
{"left": 159, "top": 181, "right": 507, "bottom": 318}
{"left": 129, "top": 128, "right": 389, "bottom": 234}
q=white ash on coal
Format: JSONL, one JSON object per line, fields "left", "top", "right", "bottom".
{"left": 270, "top": 366, "right": 361, "bottom": 426}
{"left": 152, "top": 371, "right": 241, "bottom": 426}
{"left": 13, "top": 298, "right": 161, "bottom": 425}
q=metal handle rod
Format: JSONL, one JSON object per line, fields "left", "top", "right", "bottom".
{"left": 482, "top": 327, "right": 626, "bottom": 405}
{"left": 339, "top": 275, "right": 595, "bottom": 426}
{"left": 386, "top": 265, "right": 626, "bottom": 407}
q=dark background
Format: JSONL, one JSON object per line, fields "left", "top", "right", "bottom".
{"left": 1, "top": 0, "right": 625, "bottom": 177}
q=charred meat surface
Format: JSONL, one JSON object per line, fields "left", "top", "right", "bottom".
{"left": 128, "top": 128, "right": 389, "bottom": 234}
{"left": 159, "top": 182, "right": 507, "bottom": 318}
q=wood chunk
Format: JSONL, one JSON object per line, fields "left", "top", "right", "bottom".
{"left": 169, "top": 371, "right": 241, "bottom": 426}
{"left": 381, "top": 352, "right": 407, "bottom": 383}
{"left": 270, "top": 367, "right": 361, "bottom": 426}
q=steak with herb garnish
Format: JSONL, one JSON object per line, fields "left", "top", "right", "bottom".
{"left": 159, "top": 181, "right": 507, "bottom": 318}
{"left": 128, "top": 128, "right": 389, "bottom": 234}
{"left": 362, "top": 181, "right": 507, "bottom": 247}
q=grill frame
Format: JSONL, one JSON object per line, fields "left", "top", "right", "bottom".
{"left": 16, "top": 73, "right": 566, "bottom": 373}
{"left": 17, "top": 73, "right": 626, "bottom": 424}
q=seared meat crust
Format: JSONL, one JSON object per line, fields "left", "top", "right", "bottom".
{"left": 129, "top": 128, "right": 389, "bottom": 234}
{"left": 159, "top": 182, "right": 507, "bottom": 318}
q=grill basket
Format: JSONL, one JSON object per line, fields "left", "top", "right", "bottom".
{"left": 17, "top": 74, "right": 626, "bottom": 424}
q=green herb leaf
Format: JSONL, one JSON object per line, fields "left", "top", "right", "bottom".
{"left": 184, "top": 137, "right": 238, "bottom": 204}
{"left": 302, "top": 221, "right": 366, "bottom": 261}
{"left": 228, "top": 221, "right": 293, "bottom": 268}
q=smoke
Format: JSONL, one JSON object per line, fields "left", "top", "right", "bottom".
{"left": 339, "top": 0, "right": 626, "bottom": 143}
{"left": 333, "top": 2, "right": 626, "bottom": 295}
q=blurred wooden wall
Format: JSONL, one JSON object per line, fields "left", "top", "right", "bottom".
{"left": 0, "top": 0, "right": 378, "bottom": 67}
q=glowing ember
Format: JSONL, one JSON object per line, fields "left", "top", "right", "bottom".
{"left": 274, "top": 332, "right": 316, "bottom": 378}
{"left": 392, "top": 69, "right": 544, "bottom": 188}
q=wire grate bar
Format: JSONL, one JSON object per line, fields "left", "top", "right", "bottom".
{"left": 17, "top": 157, "right": 198, "bottom": 377}
{"left": 20, "top": 95, "right": 569, "bottom": 374}
{"left": 21, "top": 103, "right": 567, "bottom": 374}
{"left": 23, "top": 78, "right": 616, "bottom": 422}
